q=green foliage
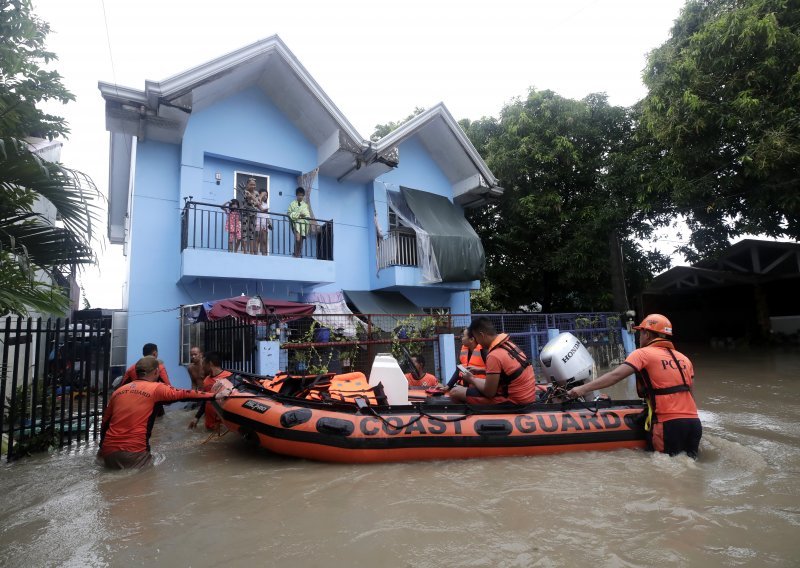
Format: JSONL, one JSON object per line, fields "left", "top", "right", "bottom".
{"left": 470, "top": 281, "right": 501, "bottom": 312}
{"left": 390, "top": 314, "right": 436, "bottom": 360}
{"left": 0, "top": 2, "right": 99, "bottom": 315}
{"left": 462, "top": 90, "right": 669, "bottom": 312}
{"left": 0, "top": 0, "right": 75, "bottom": 139}
{"left": 641, "top": 0, "right": 800, "bottom": 260}
{"left": 370, "top": 107, "right": 426, "bottom": 141}
{"left": 0, "top": 137, "right": 99, "bottom": 315}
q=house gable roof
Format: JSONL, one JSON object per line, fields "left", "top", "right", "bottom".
{"left": 99, "top": 36, "right": 364, "bottom": 177}
{"left": 368, "top": 104, "right": 503, "bottom": 207}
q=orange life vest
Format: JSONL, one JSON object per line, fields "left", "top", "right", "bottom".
{"left": 305, "top": 372, "right": 379, "bottom": 405}
{"left": 459, "top": 345, "right": 487, "bottom": 377}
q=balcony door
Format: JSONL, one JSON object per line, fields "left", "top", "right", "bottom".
{"left": 234, "top": 171, "right": 270, "bottom": 255}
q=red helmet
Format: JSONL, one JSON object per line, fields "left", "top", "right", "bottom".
{"left": 633, "top": 314, "right": 673, "bottom": 336}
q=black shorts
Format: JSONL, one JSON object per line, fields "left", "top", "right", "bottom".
{"left": 650, "top": 417, "right": 703, "bottom": 459}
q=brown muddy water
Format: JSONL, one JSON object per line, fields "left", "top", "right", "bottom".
{"left": 1, "top": 348, "right": 798, "bottom": 567}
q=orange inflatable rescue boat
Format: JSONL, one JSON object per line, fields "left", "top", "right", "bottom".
{"left": 211, "top": 344, "right": 647, "bottom": 464}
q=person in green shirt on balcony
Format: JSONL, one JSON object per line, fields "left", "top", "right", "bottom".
{"left": 288, "top": 187, "right": 311, "bottom": 257}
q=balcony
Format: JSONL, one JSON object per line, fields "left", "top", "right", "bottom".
{"left": 377, "top": 230, "right": 418, "bottom": 269}
{"left": 374, "top": 229, "right": 480, "bottom": 291}
{"left": 179, "top": 201, "right": 335, "bottom": 284}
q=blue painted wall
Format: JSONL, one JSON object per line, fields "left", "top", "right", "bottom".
{"left": 126, "top": 140, "right": 187, "bottom": 385}
{"left": 123, "top": 89, "right": 478, "bottom": 386}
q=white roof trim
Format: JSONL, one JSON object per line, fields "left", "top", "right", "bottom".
{"left": 373, "top": 103, "right": 499, "bottom": 188}
{"left": 98, "top": 36, "right": 364, "bottom": 148}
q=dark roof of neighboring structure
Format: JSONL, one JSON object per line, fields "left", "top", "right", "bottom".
{"left": 645, "top": 239, "right": 800, "bottom": 294}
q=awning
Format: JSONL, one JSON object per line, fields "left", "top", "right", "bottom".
{"left": 302, "top": 291, "right": 365, "bottom": 337}
{"left": 199, "top": 296, "right": 315, "bottom": 322}
{"left": 343, "top": 290, "right": 422, "bottom": 332}
{"left": 401, "top": 186, "right": 485, "bottom": 282}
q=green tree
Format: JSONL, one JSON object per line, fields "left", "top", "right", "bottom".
{"left": 371, "top": 107, "right": 426, "bottom": 141}
{"left": 0, "top": 0, "right": 98, "bottom": 315}
{"left": 462, "top": 90, "right": 669, "bottom": 312}
{"left": 469, "top": 281, "right": 501, "bottom": 312}
{"left": 641, "top": 0, "right": 800, "bottom": 261}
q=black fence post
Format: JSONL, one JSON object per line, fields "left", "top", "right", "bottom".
{"left": 1, "top": 317, "right": 11, "bottom": 461}
{"left": 7, "top": 317, "right": 23, "bottom": 459}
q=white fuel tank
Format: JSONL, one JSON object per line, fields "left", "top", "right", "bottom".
{"left": 369, "top": 353, "right": 409, "bottom": 405}
{"left": 539, "top": 332, "right": 594, "bottom": 386}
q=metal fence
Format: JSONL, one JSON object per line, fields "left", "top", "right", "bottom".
{"left": 1, "top": 316, "right": 112, "bottom": 461}
{"left": 471, "top": 312, "right": 627, "bottom": 377}
{"left": 377, "top": 230, "right": 418, "bottom": 269}
{"left": 200, "top": 311, "right": 627, "bottom": 384}
{"left": 204, "top": 318, "right": 257, "bottom": 374}
{"left": 181, "top": 201, "right": 334, "bottom": 260}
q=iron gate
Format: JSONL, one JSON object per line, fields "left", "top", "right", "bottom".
{"left": 1, "top": 316, "right": 112, "bottom": 461}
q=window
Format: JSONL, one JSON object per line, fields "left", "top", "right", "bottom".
{"left": 180, "top": 304, "right": 205, "bottom": 365}
{"left": 110, "top": 311, "right": 128, "bottom": 367}
{"left": 388, "top": 206, "right": 412, "bottom": 232}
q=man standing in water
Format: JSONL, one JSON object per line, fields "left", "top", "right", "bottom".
{"left": 188, "top": 351, "right": 233, "bottom": 431}
{"left": 120, "top": 343, "right": 170, "bottom": 386}
{"left": 187, "top": 346, "right": 204, "bottom": 390}
{"left": 568, "top": 314, "right": 702, "bottom": 458}
{"left": 99, "top": 357, "right": 230, "bottom": 469}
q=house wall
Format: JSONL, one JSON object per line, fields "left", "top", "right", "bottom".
{"left": 123, "top": 90, "right": 478, "bottom": 386}
{"left": 126, "top": 140, "right": 185, "bottom": 382}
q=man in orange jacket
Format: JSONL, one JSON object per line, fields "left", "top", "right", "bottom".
{"left": 120, "top": 343, "right": 170, "bottom": 386}
{"left": 568, "top": 314, "right": 702, "bottom": 458}
{"left": 189, "top": 351, "right": 233, "bottom": 431}
{"left": 404, "top": 354, "right": 439, "bottom": 388}
{"left": 449, "top": 317, "right": 537, "bottom": 405}
{"left": 99, "top": 357, "right": 230, "bottom": 469}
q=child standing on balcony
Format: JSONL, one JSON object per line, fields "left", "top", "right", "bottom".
{"left": 222, "top": 198, "right": 242, "bottom": 253}
{"left": 256, "top": 187, "right": 272, "bottom": 255}
{"left": 288, "top": 187, "right": 310, "bottom": 257}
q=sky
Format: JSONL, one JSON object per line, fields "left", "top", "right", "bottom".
{"left": 32, "top": 0, "right": 688, "bottom": 309}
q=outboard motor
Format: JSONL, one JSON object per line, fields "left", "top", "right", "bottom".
{"left": 539, "top": 332, "right": 594, "bottom": 389}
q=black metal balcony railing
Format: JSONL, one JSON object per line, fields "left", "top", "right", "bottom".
{"left": 181, "top": 201, "right": 333, "bottom": 260}
{"left": 377, "top": 230, "right": 418, "bottom": 269}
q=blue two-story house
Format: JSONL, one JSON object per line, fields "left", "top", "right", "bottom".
{"left": 99, "top": 36, "right": 503, "bottom": 387}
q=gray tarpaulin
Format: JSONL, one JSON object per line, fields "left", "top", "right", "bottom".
{"left": 386, "top": 190, "right": 441, "bottom": 283}
{"left": 343, "top": 290, "right": 423, "bottom": 332}
{"left": 400, "top": 187, "right": 485, "bottom": 282}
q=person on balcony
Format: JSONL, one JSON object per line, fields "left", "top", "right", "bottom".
{"left": 255, "top": 187, "right": 272, "bottom": 255}
{"left": 288, "top": 186, "right": 311, "bottom": 257}
{"left": 222, "top": 198, "right": 242, "bottom": 253}
{"left": 404, "top": 355, "right": 440, "bottom": 388}
{"left": 242, "top": 178, "right": 260, "bottom": 254}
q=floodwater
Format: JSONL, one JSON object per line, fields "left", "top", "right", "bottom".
{"left": 1, "top": 348, "right": 798, "bottom": 567}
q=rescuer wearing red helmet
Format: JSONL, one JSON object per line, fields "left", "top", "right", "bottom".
{"left": 568, "top": 313, "right": 702, "bottom": 458}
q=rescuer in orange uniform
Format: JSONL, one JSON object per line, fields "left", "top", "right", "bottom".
{"left": 446, "top": 327, "right": 487, "bottom": 390}
{"left": 568, "top": 314, "right": 702, "bottom": 458}
{"left": 448, "top": 317, "right": 537, "bottom": 405}
{"left": 98, "top": 357, "right": 228, "bottom": 469}
{"left": 459, "top": 327, "right": 486, "bottom": 377}
{"left": 189, "top": 351, "right": 233, "bottom": 431}
{"left": 404, "top": 354, "right": 440, "bottom": 388}
{"left": 120, "top": 343, "right": 171, "bottom": 386}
